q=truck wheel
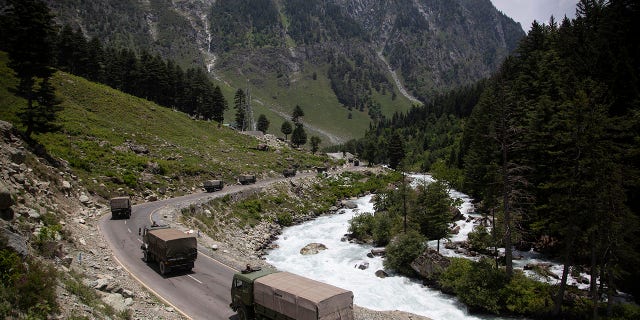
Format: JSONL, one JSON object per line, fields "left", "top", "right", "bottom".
{"left": 159, "top": 261, "right": 168, "bottom": 275}
{"left": 236, "top": 305, "right": 249, "bottom": 320}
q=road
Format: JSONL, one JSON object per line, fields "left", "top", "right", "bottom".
{"left": 99, "top": 172, "right": 320, "bottom": 319}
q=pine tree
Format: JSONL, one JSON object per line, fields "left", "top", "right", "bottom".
{"left": 291, "top": 123, "right": 307, "bottom": 147}
{"left": 234, "top": 89, "right": 247, "bottom": 130}
{"left": 387, "top": 130, "right": 405, "bottom": 169}
{"left": 292, "top": 105, "right": 304, "bottom": 124}
{"left": 211, "top": 85, "right": 228, "bottom": 124}
{"left": 256, "top": 114, "right": 269, "bottom": 133}
{"left": 280, "top": 121, "right": 293, "bottom": 140}
{"left": 310, "top": 136, "right": 321, "bottom": 154}
{"left": 2, "top": 0, "right": 61, "bottom": 138}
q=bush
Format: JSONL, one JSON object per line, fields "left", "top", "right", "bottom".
{"left": 439, "top": 257, "right": 508, "bottom": 314}
{"left": 372, "top": 212, "right": 396, "bottom": 246}
{"left": 383, "top": 230, "right": 426, "bottom": 276}
{"left": 276, "top": 212, "right": 293, "bottom": 226}
{"left": 348, "top": 212, "right": 375, "bottom": 241}
{"left": 467, "top": 224, "right": 492, "bottom": 253}
{"left": 501, "top": 271, "right": 554, "bottom": 316}
{"left": 0, "top": 250, "right": 59, "bottom": 319}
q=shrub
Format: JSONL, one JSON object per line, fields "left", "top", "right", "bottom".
{"left": 0, "top": 250, "right": 59, "bottom": 319}
{"left": 383, "top": 230, "right": 426, "bottom": 276}
{"left": 276, "top": 212, "right": 293, "bottom": 226}
{"left": 501, "top": 271, "right": 554, "bottom": 316}
{"left": 348, "top": 212, "right": 375, "bottom": 241}
{"left": 439, "top": 257, "right": 508, "bottom": 314}
{"left": 467, "top": 224, "right": 492, "bottom": 252}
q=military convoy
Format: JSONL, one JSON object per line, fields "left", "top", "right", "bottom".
{"left": 238, "top": 174, "right": 256, "bottom": 185}
{"left": 230, "top": 268, "right": 354, "bottom": 320}
{"left": 203, "top": 179, "right": 224, "bottom": 192}
{"left": 109, "top": 196, "right": 132, "bottom": 219}
{"left": 141, "top": 226, "right": 197, "bottom": 275}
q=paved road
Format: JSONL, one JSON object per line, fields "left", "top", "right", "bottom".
{"left": 99, "top": 173, "right": 319, "bottom": 319}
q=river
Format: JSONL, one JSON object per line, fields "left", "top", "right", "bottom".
{"left": 265, "top": 174, "right": 493, "bottom": 319}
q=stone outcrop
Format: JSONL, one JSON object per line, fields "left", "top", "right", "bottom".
{"left": 410, "top": 249, "right": 451, "bottom": 285}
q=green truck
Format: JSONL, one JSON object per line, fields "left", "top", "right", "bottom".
{"left": 141, "top": 226, "right": 197, "bottom": 275}
{"left": 109, "top": 196, "right": 131, "bottom": 219}
{"left": 230, "top": 268, "right": 354, "bottom": 320}
{"left": 203, "top": 179, "right": 224, "bottom": 192}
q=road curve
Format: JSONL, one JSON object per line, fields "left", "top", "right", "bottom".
{"left": 99, "top": 173, "right": 319, "bottom": 319}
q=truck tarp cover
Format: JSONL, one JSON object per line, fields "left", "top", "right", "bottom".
{"left": 148, "top": 229, "right": 196, "bottom": 257}
{"left": 110, "top": 197, "right": 129, "bottom": 208}
{"left": 254, "top": 272, "right": 354, "bottom": 320}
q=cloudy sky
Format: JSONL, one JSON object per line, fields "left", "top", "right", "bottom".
{"left": 490, "top": 0, "right": 580, "bottom": 31}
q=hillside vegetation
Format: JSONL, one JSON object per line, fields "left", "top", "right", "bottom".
{"left": 0, "top": 52, "right": 329, "bottom": 200}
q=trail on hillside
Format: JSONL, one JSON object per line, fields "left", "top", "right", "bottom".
{"left": 377, "top": 50, "right": 423, "bottom": 105}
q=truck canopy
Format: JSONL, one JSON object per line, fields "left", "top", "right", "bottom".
{"left": 110, "top": 197, "right": 130, "bottom": 208}
{"left": 148, "top": 229, "right": 197, "bottom": 257}
{"left": 254, "top": 271, "right": 354, "bottom": 320}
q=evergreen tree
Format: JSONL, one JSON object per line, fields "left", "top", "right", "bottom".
{"left": 211, "top": 85, "right": 228, "bottom": 123}
{"left": 1, "top": 0, "right": 61, "bottom": 138}
{"left": 256, "top": 114, "right": 269, "bottom": 133}
{"left": 292, "top": 104, "right": 304, "bottom": 124}
{"left": 387, "top": 130, "right": 405, "bottom": 169}
{"left": 310, "top": 136, "right": 321, "bottom": 154}
{"left": 412, "top": 180, "right": 452, "bottom": 252}
{"left": 291, "top": 123, "right": 307, "bottom": 147}
{"left": 280, "top": 121, "right": 293, "bottom": 140}
{"left": 234, "top": 89, "right": 247, "bottom": 130}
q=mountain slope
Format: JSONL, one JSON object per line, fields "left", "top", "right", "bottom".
{"left": 40, "top": 0, "right": 524, "bottom": 143}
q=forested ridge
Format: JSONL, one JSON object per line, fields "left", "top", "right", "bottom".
{"left": 337, "top": 0, "right": 640, "bottom": 317}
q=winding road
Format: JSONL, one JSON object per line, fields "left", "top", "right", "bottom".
{"left": 98, "top": 170, "right": 327, "bottom": 319}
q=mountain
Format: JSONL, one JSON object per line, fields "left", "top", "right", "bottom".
{"left": 41, "top": 0, "right": 524, "bottom": 143}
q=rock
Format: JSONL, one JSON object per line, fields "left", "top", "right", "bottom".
{"left": 300, "top": 243, "right": 327, "bottom": 255}
{"left": 370, "top": 247, "right": 386, "bottom": 256}
{"left": 78, "top": 193, "right": 90, "bottom": 204}
{"left": 122, "top": 289, "right": 134, "bottom": 298}
{"left": 93, "top": 278, "right": 110, "bottom": 291}
{"left": 375, "top": 270, "right": 389, "bottom": 278}
{"left": 0, "top": 187, "right": 14, "bottom": 210}
{"left": 124, "top": 297, "right": 134, "bottom": 306}
{"left": 211, "top": 244, "right": 219, "bottom": 251}
{"left": 146, "top": 194, "right": 158, "bottom": 202}
{"left": 410, "top": 249, "right": 451, "bottom": 280}
{"left": 450, "top": 225, "right": 461, "bottom": 234}
{"left": 356, "top": 262, "right": 369, "bottom": 270}
{"left": 102, "top": 293, "right": 126, "bottom": 312}
{"left": 9, "top": 148, "right": 26, "bottom": 164}
{"left": 129, "top": 144, "right": 149, "bottom": 154}
{"left": 28, "top": 208, "right": 40, "bottom": 219}
{"left": 2, "top": 227, "right": 28, "bottom": 256}
{"left": 450, "top": 207, "right": 464, "bottom": 221}
{"left": 342, "top": 200, "right": 358, "bottom": 209}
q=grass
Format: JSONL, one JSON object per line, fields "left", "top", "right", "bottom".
{"left": 0, "top": 51, "right": 329, "bottom": 198}
{"left": 218, "top": 60, "right": 414, "bottom": 144}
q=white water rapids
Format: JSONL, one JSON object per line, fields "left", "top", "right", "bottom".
{"left": 265, "top": 174, "right": 494, "bottom": 319}
{"left": 264, "top": 174, "right": 588, "bottom": 319}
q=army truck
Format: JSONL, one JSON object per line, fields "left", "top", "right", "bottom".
{"left": 203, "top": 180, "right": 224, "bottom": 192}
{"left": 141, "top": 226, "right": 197, "bottom": 275}
{"left": 238, "top": 174, "right": 256, "bottom": 185}
{"left": 230, "top": 268, "right": 354, "bottom": 320}
{"left": 109, "top": 196, "right": 131, "bottom": 219}
{"left": 282, "top": 168, "right": 296, "bottom": 178}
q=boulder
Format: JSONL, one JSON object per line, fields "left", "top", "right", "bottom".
{"left": 356, "top": 261, "right": 369, "bottom": 270}
{"left": 78, "top": 193, "right": 90, "bottom": 204}
{"left": 9, "top": 148, "right": 26, "bottom": 165}
{"left": 410, "top": 249, "right": 451, "bottom": 281}
{"left": 370, "top": 247, "right": 386, "bottom": 256}
{"left": 450, "top": 207, "right": 464, "bottom": 221}
{"left": 450, "top": 225, "right": 461, "bottom": 234}
{"left": 129, "top": 144, "right": 149, "bottom": 154}
{"left": 101, "top": 293, "right": 127, "bottom": 312}
{"left": 375, "top": 270, "right": 389, "bottom": 278}
{"left": 300, "top": 243, "right": 327, "bottom": 255}
{"left": 342, "top": 200, "right": 358, "bottom": 209}
{"left": 0, "top": 187, "right": 14, "bottom": 210}
{"left": 2, "top": 227, "right": 28, "bottom": 256}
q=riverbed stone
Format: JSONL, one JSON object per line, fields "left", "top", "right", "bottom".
{"left": 300, "top": 243, "right": 327, "bottom": 255}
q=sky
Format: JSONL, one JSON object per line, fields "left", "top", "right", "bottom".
{"left": 490, "top": 0, "right": 580, "bottom": 32}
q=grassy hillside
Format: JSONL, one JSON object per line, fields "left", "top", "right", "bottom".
{"left": 0, "top": 52, "right": 329, "bottom": 200}
{"left": 219, "top": 62, "right": 414, "bottom": 144}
